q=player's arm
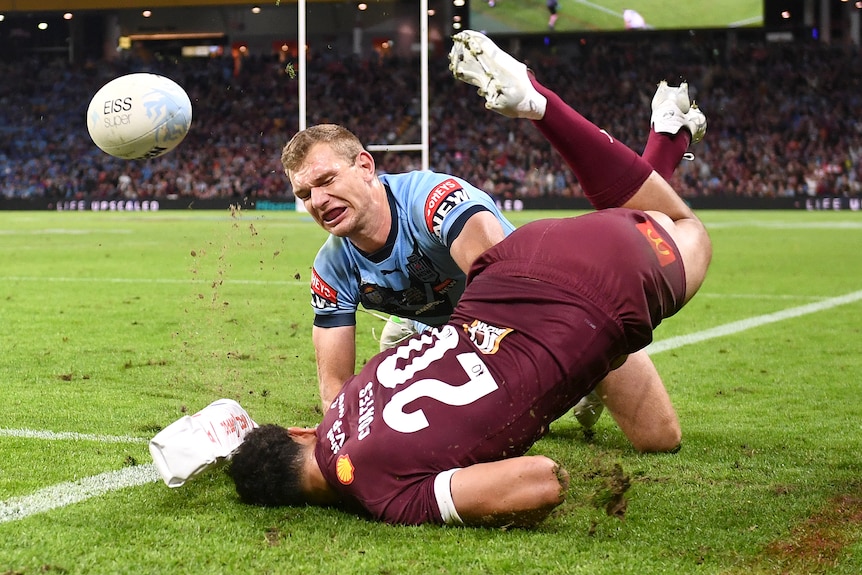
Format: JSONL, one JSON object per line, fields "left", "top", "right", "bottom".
{"left": 446, "top": 456, "right": 569, "bottom": 527}
{"left": 448, "top": 210, "right": 508, "bottom": 273}
{"left": 598, "top": 349, "right": 681, "bottom": 453}
{"left": 313, "top": 325, "right": 356, "bottom": 413}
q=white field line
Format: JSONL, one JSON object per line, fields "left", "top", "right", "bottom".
{"left": 1, "top": 289, "right": 860, "bottom": 524}
{"left": 0, "top": 429, "right": 145, "bottom": 443}
{"left": 706, "top": 221, "right": 862, "bottom": 229}
{"left": 696, "top": 293, "right": 826, "bottom": 301}
{"left": 1, "top": 276, "right": 305, "bottom": 286}
{"left": 0, "top": 275, "right": 831, "bottom": 302}
{"left": 0, "top": 465, "right": 159, "bottom": 524}
{"left": 647, "top": 289, "right": 862, "bottom": 354}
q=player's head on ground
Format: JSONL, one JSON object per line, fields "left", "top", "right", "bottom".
{"left": 227, "top": 424, "right": 328, "bottom": 507}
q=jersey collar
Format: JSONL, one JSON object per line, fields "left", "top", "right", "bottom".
{"left": 355, "top": 183, "right": 399, "bottom": 263}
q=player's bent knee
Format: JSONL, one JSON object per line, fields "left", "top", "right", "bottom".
{"left": 531, "top": 456, "right": 569, "bottom": 505}
{"left": 632, "top": 425, "right": 682, "bottom": 454}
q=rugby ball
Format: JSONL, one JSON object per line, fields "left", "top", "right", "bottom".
{"left": 86, "top": 73, "right": 192, "bottom": 160}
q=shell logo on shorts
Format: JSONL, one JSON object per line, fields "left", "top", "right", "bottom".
{"left": 336, "top": 454, "right": 355, "bottom": 484}
{"left": 635, "top": 221, "right": 676, "bottom": 267}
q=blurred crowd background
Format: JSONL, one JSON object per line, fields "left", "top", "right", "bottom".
{"left": 2, "top": 34, "right": 861, "bottom": 205}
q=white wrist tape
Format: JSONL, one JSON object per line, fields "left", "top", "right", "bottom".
{"left": 433, "top": 468, "right": 464, "bottom": 525}
{"left": 149, "top": 398, "right": 257, "bottom": 487}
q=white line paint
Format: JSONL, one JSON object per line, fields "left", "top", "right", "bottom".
{"left": 0, "top": 428, "right": 145, "bottom": 443}
{"left": 0, "top": 276, "right": 830, "bottom": 302}
{"left": 0, "top": 465, "right": 159, "bottom": 524}
{"left": 2, "top": 289, "right": 861, "bottom": 523}
{"left": 706, "top": 221, "right": 862, "bottom": 230}
{"left": 648, "top": 289, "right": 862, "bottom": 354}
{"left": 729, "top": 15, "right": 764, "bottom": 27}
{"left": 696, "top": 293, "right": 825, "bottom": 301}
{"left": 0, "top": 229, "right": 133, "bottom": 235}
{"left": 1, "top": 276, "right": 305, "bottom": 286}
{"left": 574, "top": 0, "right": 621, "bottom": 19}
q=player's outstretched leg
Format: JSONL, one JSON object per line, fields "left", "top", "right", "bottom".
{"left": 450, "top": 29, "right": 652, "bottom": 211}
{"left": 643, "top": 81, "right": 707, "bottom": 180}
{"left": 449, "top": 29, "right": 710, "bottom": 302}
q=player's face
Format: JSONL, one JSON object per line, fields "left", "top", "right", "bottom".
{"left": 290, "top": 143, "right": 374, "bottom": 237}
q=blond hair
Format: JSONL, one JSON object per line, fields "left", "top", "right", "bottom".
{"left": 281, "top": 124, "right": 365, "bottom": 175}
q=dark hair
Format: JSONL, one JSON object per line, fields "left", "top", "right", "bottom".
{"left": 226, "top": 424, "right": 308, "bottom": 507}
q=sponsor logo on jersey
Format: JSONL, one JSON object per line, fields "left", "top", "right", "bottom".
{"left": 311, "top": 267, "right": 338, "bottom": 309}
{"left": 635, "top": 221, "right": 676, "bottom": 267}
{"left": 336, "top": 454, "right": 355, "bottom": 484}
{"left": 406, "top": 252, "right": 438, "bottom": 283}
{"left": 433, "top": 278, "right": 456, "bottom": 295}
{"left": 415, "top": 298, "right": 446, "bottom": 315}
{"left": 462, "top": 319, "right": 513, "bottom": 354}
{"left": 424, "top": 178, "right": 470, "bottom": 238}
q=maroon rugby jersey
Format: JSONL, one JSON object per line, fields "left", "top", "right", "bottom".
{"left": 313, "top": 209, "right": 685, "bottom": 525}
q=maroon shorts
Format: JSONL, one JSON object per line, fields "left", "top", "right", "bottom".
{"left": 450, "top": 209, "right": 686, "bottom": 409}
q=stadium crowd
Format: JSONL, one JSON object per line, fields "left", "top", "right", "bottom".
{"left": 1, "top": 34, "right": 860, "bottom": 203}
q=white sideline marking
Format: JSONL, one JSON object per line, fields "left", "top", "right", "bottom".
{"left": 2, "top": 289, "right": 860, "bottom": 523}
{"left": 0, "top": 276, "right": 831, "bottom": 302}
{"left": 0, "top": 428, "right": 145, "bottom": 443}
{"left": 1, "top": 276, "right": 305, "bottom": 286}
{"left": 729, "top": 15, "right": 764, "bottom": 27}
{"left": 648, "top": 289, "right": 862, "bottom": 354}
{"left": 696, "top": 292, "right": 824, "bottom": 301}
{"left": 0, "top": 465, "right": 159, "bottom": 524}
{"left": 0, "top": 228, "right": 133, "bottom": 235}
{"left": 707, "top": 221, "right": 862, "bottom": 230}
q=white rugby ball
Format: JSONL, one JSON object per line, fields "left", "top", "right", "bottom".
{"left": 86, "top": 73, "right": 192, "bottom": 160}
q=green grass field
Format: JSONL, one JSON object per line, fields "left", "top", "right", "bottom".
{"left": 1, "top": 208, "right": 861, "bottom": 575}
{"left": 471, "top": 0, "right": 764, "bottom": 34}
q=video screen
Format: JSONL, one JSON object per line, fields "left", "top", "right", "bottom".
{"left": 471, "top": 1, "right": 764, "bottom": 34}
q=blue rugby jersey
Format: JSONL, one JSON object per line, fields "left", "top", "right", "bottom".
{"left": 310, "top": 171, "right": 515, "bottom": 328}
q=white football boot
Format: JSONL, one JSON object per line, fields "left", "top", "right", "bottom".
{"left": 449, "top": 30, "right": 547, "bottom": 120}
{"left": 572, "top": 390, "right": 604, "bottom": 429}
{"left": 650, "top": 80, "right": 707, "bottom": 144}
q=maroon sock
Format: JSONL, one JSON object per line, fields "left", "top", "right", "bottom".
{"left": 642, "top": 128, "right": 691, "bottom": 180}
{"left": 529, "top": 75, "right": 653, "bottom": 209}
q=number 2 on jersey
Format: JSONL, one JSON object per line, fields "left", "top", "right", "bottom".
{"left": 378, "top": 325, "right": 499, "bottom": 433}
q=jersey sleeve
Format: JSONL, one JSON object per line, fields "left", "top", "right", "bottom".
{"left": 310, "top": 238, "right": 360, "bottom": 328}
{"left": 414, "top": 174, "right": 515, "bottom": 248}
{"left": 361, "top": 472, "right": 454, "bottom": 525}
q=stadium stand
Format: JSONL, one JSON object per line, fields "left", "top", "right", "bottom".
{"left": 0, "top": 34, "right": 860, "bottom": 205}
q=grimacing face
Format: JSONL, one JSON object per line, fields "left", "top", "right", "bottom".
{"left": 289, "top": 143, "right": 375, "bottom": 237}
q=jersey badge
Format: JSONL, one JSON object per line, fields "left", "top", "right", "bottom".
{"left": 463, "top": 319, "right": 513, "bottom": 354}
{"left": 311, "top": 268, "right": 338, "bottom": 309}
{"left": 361, "top": 284, "right": 385, "bottom": 306}
{"left": 635, "top": 221, "right": 676, "bottom": 267}
{"left": 406, "top": 251, "right": 439, "bottom": 283}
{"left": 336, "top": 454, "right": 355, "bottom": 484}
{"left": 424, "top": 178, "right": 470, "bottom": 238}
